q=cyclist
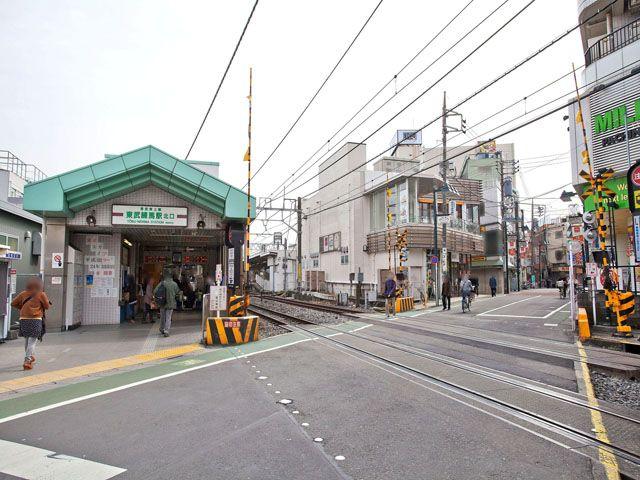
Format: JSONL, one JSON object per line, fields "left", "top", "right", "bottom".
{"left": 460, "top": 275, "right": 473, "bottom": 312}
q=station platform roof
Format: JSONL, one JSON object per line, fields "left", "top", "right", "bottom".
{"left": 23, "top": 145, "right": 255, "bottom": 221}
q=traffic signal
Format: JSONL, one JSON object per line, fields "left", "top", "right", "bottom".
{"left": 582, "top": 210, "right": 597, "bottom": 245}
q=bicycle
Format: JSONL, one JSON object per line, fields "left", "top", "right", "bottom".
{"left": 461, "top": 294, "right": 471, "bottom": 313}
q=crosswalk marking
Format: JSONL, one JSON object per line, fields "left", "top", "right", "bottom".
{"left": 0, "top": 439, "right": 126, "bottom": 479}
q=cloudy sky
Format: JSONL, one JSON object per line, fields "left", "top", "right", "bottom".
{"left": 2, "top": 0, "right": 585, "bottom": 237}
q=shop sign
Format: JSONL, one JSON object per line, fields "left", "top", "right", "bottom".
{"left": 0, "top": 251, "right": 22, "bottom": 261}
{"left": 586, "top": 262, "right": 597, "bottom": 278}
{"left": 634, "top": 214, "right": 640, "bottom": 261}
{"left": 112, "top": 205, "right": 188, "bottom": 226}
{"left": 228, "top": 248, "right": 235, "bottom": 286}
{"left": 593, "top": 98, "right": 640, "bottom": 135}
{"left": 319, "top": 232, "right": 341, "bottom": 254}
{"left": 628, "top": 160, "right": 640, "bottom": 212}
{"left": 441, "top": 247, "right": 448, "bottom": 273}
{"left": 582, "top": 176, "right": 628, "bottom": 211}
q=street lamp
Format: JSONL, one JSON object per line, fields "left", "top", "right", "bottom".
{"left": 560, "top": 190, "right": 578, "bottom": 202}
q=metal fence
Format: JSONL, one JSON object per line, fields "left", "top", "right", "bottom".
{"left": 585, "top": 18, "right": 640, "bottom": 66}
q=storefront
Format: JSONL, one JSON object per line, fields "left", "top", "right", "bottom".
{"left": 23, "top": 145, "right": 254, "bottom": 331}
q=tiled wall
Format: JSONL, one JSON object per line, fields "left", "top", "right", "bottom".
{"left": 71, "top": 232, "right": 121, "bottom": 325}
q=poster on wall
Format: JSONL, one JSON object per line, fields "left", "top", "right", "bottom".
{"left": 51, "top": 252, "right": 64, "bottom": 268}
{"left": 319, "top": 232, "right": 341, "bottom": 253}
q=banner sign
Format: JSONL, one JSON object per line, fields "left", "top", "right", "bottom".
{"left": 112, "top": 205, "right": 188, "bottom": 226}
{"left": 628, "top": 160, "right": 640, "bottom": 213}
{"left": 582, "top": 176, "right": 628, "bottom": 211}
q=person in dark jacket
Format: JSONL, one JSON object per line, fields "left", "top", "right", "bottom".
{"left": 441, "top": 277, "right": 451, "bottom": 311}
{"left": 489, "top": 276, "right": 497, "bottom": 297}
{"left": 384, "top": 275, "right": 397, "bottom": 318}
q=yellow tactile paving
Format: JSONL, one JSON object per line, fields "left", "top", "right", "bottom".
{"left": 0, "top": 343, "right": 203, "bottom": 394}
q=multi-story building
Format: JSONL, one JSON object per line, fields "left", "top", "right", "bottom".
{"left": 301, "top": 138, "right": 485, "bottom": 299}
{"left": 568, "top": 0, "right": 640, "bottom": 291}
{"left": 0, "top": 151, "right": 46, "bottom": 340}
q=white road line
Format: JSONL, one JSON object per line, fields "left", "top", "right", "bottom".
{"left": 0, "top": 439, "right": 126, "bottom": 479}
{"left": 477, "top": 296, "right": 541, "bottom": 316}
{"left": 476, "top": 314, "right": 552, "bottom": 319}
{"left": 62, "top": 348, "right": 72, "bottom": 353}
{"left": 543, "top": 302, "right": 570, "bottom": 319}
{"left": 544, "top": 323, "right": 558, "bottom": 327}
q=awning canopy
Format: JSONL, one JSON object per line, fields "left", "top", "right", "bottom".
{"left": 23, "top": 146, "right": 254, "bottom": 221}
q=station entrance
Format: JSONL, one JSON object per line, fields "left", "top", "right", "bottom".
{"left": 23, "top": 146, "right": 254, "bottom": 333}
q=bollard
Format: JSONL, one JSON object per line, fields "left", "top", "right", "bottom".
{"left": 577, "top": 307, "right": 590, "bottom": 341}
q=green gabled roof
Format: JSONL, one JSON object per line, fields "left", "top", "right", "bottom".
{"left": 23, "top": 145, "right": 255, "bottom": 221}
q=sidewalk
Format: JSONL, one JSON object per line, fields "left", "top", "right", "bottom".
{"left": 0, "top": 311, "right": 204, "bottom": 395}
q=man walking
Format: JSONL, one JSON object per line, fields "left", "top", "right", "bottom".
{"left": 154, "top": 271, "right": 180, "bottom": 337}
{"left": 384, "top": 274, "right": 397, "bottom": 318}
{"left": 441, "top": 276, "right": 451, "bottom": 311}
{"left": 489, "top": 276, "right": 497, "bottom": 297}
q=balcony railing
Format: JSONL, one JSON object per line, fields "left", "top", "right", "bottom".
{"left": 585, "top": 18, "right": 640, "bottom": 66}
{"left": 416, "top": 216, "right": 480, "bottom": 234}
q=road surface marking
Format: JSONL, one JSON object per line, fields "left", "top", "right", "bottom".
{"left": 576, "top": 341, "right": 620, "bottom": 480}
{"left": 544, "top": 323, "right": 558, "bottom": 327}
{"left": 0, "top": 343, "right": 203, "bottom": 394}
{"left": 0, "top": 322, "right": 371, "bottom": 425}
{"left": 0, "top": 439, "right": 126, "bottom": 479}
{"left": 542, "top": 302, "right": 570, "bottom": 318}
{"left": 477, "top": 296, "right": 541, "bottom": 316}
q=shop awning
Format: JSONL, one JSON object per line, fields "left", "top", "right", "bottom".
{"left": 23, "top": 145, "right": 255, "bottom": 221}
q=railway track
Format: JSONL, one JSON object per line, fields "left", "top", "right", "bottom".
{"left": 258, "top": 294, "right": 362, "bottom": 317}
{"left": 250, "top": 302, "right": 640, "bottom": 477}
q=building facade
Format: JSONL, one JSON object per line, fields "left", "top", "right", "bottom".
{"left": 301, "top": 140, "right": 485, "bottom": 299}
{"left": 569, "top": 0, "right": 640, "bottom": 292}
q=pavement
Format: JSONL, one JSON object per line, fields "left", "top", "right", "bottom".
{"left": 0, "top": 292, "right": 639, "bottom": 479}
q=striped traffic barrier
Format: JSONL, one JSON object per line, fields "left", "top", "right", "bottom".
{"left": 228, "top": 295, "right": 246, "bottom": 317}
{"left": 205, "top": 316, "right": 259, "bottom": 346}
{"left": 395, "top": 296, "right": 414, "bottom": 313}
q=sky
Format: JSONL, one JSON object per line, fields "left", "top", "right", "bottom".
{"left": 2, "top": 0, "right": 586, "bottom": 241}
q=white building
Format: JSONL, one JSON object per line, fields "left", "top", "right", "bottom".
{"left": 301, "top": 140, "right": 486, "bottom": 299}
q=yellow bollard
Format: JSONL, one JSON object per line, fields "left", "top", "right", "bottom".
{"left": 577, "top": 307, "right": 590, "bottom": 341}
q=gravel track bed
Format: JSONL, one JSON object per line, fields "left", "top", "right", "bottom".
{"left": 591, "top": 370, "right": 640, "bottom": 411}
{"left": 258, "top": 318, "right": 289, "bottom": 338}
{"left": 252, "top": 298, "right": 350, "bottom": 325}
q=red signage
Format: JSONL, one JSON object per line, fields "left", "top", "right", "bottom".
{"left": 632, "top": 165, "right": 640, "bottom": 187}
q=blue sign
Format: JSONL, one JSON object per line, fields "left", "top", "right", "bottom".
{"left": 430, "top": 256, "right": 438, "bottom": 264}
{"left": 86, "top": 275, "right": 94, "bottom": 286}
{"left": 0, "top": 251, "right": 22, "bottom": 260}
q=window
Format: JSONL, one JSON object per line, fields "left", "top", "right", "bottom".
{"left": 340, "top": 255, "right": 349, "bottom": 265}
{"left": 0, "top": 234, "right": 18, "bottom": 251}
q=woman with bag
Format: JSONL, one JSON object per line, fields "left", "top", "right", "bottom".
{"left": 11, "top": 277, "right": 50, "bottom": 370}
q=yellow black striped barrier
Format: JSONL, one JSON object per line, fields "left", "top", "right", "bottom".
{"left": 228, "top": 295, "right": 247, "bottom": 317}
{"left": 205, "top": 316, "right": 259, "bottom": 346}
{"left": 395, "top": 296, "right": 414, "bottom": 313}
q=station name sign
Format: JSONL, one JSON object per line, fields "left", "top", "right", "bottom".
{"left": 112, "top": 205, "right": 188, "bottom": 227}
{"left": 594, "top": 98, "right": 640, "bottom": 147}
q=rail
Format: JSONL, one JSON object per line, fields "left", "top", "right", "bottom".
{"left": 585, "top": 18, "right": 640, "bottom": 66}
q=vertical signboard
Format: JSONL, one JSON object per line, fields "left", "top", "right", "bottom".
{"left": 228, "top": 248, "right": 235, "bottom": 286}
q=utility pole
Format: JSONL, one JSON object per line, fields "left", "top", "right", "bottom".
{"left": 515, "top": 199, "right": 521, "bottom": 292}
{"left": 441, "top": 92, "right": 448, "bottom": 281}
{"left": 297, "top": 196, "right": 302, "bottom": 292}
{"left": 499, "top": 161, "right": 509, "bottom": 294}
{"left": 531, "top": 201, "right": 535, "bottom": 287}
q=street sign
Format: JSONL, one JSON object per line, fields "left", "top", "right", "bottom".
{"left": 228, "top": 248, "right": 235, "bottom": 286}
{"left": 441, "top": 247, "right": 448, "bottom": 273}
{"left": 215, "top": 264, "right": 223, "bottom": 285}
{"left": 209, "top": 286, "right": 227, "bottom": 311}
{"left": 430, "top": 256, "right": 438, "bottom": 264}
{"left": 52, "top": 252, "right": 64, "bottom": 268}
{"left": 627, "top": 160, "right": 640, "bottom": 212}
{"left": 586, "top": 262, "right": 597, "bottom": 278}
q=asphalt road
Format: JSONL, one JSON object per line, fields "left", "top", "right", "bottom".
{"left": 0, "top": 291, "right": 636, "bottom": 479}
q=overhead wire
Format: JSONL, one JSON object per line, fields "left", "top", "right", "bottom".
{"left": 262, "top": 0, "right": 479, "bottom": 202}
{"left": 305, "top": 65, "right": 639, "bottom": 218}
{"left": 185, "top": 0, "right": 260, "bottom": 160}
{"left": 265, "top": 0, "right": 512, "bottom": 202}
{"left": 247, "top": 0, "right": 386, "bottom": 186}
{"left": 272, "top": 0, "right": 616, "bottom": 204}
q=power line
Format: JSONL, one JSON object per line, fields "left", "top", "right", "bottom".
{"left": 185, "top": 0, "right": 260, "bottom": 160}
{"left": 263, "top": 0, "right": 478, "bottom": 201}
{"left": 280, "top": 0, "right": 616, "bottom": 205}
{"left": 266, "top": 0, "right": 510, "bottom": 202}
{"left": 248, "top": 0, "right": 386, "bottom": 185}
{"left": 305, "top": 66, "right": 638, "bottom": 218}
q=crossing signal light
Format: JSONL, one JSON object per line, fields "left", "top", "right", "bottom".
{"left": 461, "top": 117, "right": 467, "bottom": 134}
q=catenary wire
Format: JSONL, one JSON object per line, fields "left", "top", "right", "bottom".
{"left": 247, "top": 0, "right": 386, "bottom": 186}
{"left": 184, "top": 0, "right": 259, "bottom": 160}
{"left": 263, "top": 0, "right": 479, "bottom": 201}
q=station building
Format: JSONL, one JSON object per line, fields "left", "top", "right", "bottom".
{"left": 568, "top": 0, "right": 640, "bottom": 293}
{"left": 23, "top": 145, "right": 254, "bottom": 332}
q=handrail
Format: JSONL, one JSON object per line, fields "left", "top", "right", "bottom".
{"left": 585, "top": 18, "right": 640, "bottom": 66}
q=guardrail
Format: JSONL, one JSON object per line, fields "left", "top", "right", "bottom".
{"left": 585, "top": 18, "right": 640, "bottom": 66}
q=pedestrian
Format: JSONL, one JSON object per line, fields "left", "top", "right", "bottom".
{"left": 142, "top": 277, "right": 155, "bottom": 324}
{"left": 441, "top": 277, "right": 451, "bottom": 311}
{"left": 427, "top": 278, "right": 434, "bottom": 300}
{"left": 11, "top": 277, "right": 50, "bottom": 370}
{"left": 384, "top": 274, "right": 397, "bottom": 318}
{"left": 154, "top": 271, "right": 180, "bottom": 337}
{"left": 489, "top": 276, "right": 497, "bottom": 297}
